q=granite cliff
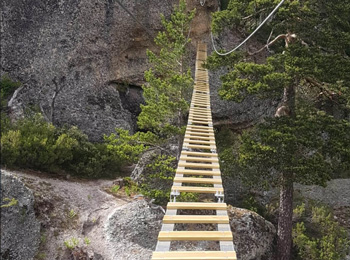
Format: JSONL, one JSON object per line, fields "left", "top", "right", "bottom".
{"left": 1, "top": 0, "right": 276, "bottom": 141}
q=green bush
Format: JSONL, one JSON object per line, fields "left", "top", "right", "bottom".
{"left": 140, "top": 154, "right": 176, "bottom": 205}
{"left": 292, "top": 204, "right": 350, "bottom": 260}
{"left": 1, "top": 113, "right": 126, "bottom": 178}
{"left": 0, "top": 75, "right": 21, "bottom": 133}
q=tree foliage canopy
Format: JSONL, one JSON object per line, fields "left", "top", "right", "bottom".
{"left": 138, "top": 0, "right": 195, "bottom": 137}
{"left": 208, "top": 0, "right": 350, "bottom": 187}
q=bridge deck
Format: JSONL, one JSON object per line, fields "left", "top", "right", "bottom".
{"left": 152, "top": 43, "right": 236, "bottom": 259}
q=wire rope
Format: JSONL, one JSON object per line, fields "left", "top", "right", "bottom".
{"left": 211, "top": 0, "right": 286, "bottom": 56}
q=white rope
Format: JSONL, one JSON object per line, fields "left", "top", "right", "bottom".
{"left": 200, "top": 0, "right": 206, "bottom": 7}
{"left": 211, "top": 0, "right": 286, "bottom": 56}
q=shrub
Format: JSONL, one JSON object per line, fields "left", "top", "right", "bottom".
{"left": 64, "top": 237, "right": 79, "bottom": 250}
{"left": 0, "top": 113, "right": 127, "bottom": 178}
{"left": 140, "top": 154, "right": 176, "bottom": 205}
{"left": 292, "top": 204, "right": 350, "bottom": 260}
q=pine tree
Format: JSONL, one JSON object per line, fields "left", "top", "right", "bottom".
{"left": 208, "top": 1, "right": 350, "bottom": 259}
{"left": 138, "top": 0, "right": 195, "bottom": 157}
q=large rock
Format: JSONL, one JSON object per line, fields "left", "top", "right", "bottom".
{"left": 1, "top": 170, "right": 41, "bottom": 260}
{"left": 1, "top": 0, "right": 177, "bottom": 141}
{"left": 2, "top": 0, "right": 278, "bottom": 140}
{"left": 105, "top": 200, "right": 164, "bottom": 260}
{"left": 228, "top": 206, "right": 276, "bottom": 260}
{"left": 130, "top": 149, "right": 161, "bottom": 183}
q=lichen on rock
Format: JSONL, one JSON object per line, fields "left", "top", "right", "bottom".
{"left": 228, "top": 206, "right": 276, "bottom": 260}
{"left": 1, "top": 170, "right": 41, "bottom": 260}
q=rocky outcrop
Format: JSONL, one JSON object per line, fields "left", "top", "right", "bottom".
{"left": 105, "top": 200, "right": 164, "bottom": 260}
{"left": 131, "top": 148, "right": 161, "bottom": 183}
{"left": 228, "top": 206, "right": 276, "bottom": 260}
{"left": 1, "top": 0, "right": 178, "bottom": 141}
{"left": 1, "top": 170, "right": 41, "bottom": 260}
{"left": 2, "top": 0, "right": 277, "bottom": 140}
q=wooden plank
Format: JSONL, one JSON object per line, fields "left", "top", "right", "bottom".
{"left": 186, "top": 144, "right": 213, "bottom": 150}
{"left": 189, "top": 111, "right": 211, "bottom": 115}
{"left": 184, "top": 135, "right": 215, "bottom": 140}
{"left": 186, "top": 129, "right": 214, "bottom": 134}
{"left": 186, "top": 127, "right": 213, "bottom": 132}
{"left": 163, "top": 215, "right": 229, "bottom": 224}
{"left": 188, "top": 122, "right": 212, "bottom": 127}
{"left": 189, "top": 118, "right": 212, "bottom": 123}
{"left": 178, "top": 162, "right": 219, "bottom": 168}
{"left": 180, "top": 156, "right": 218, "bottom": 162}
{"left": 174, "top": 177, "right": 222, "bottom": 184}
{"left": 185, "top": 133, "right": 214, "bottom": 138}
{"left": 158, "top": 231, "right": 232, "bottom": 241}
{"left": 167, "top": 202, "right": 226, "bottom": 210}
{"left": 152, "top": 251, "right": 236, "bottom": 260}
{"left": 183, "top": 139, "right": 216, "bottom": 145}
{"left": 181, "top": 151, "right": 218, "bottom": 157}
{"left": 188, "top": 116, "right": 211, "bottom": 120}
{"left": 176, "top": 169, "right": 221, "bottom": 176}
{"left": 171, "top": 186, "right": 223, "bottom": 193}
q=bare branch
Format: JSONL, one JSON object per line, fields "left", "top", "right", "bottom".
{"left": 242, "top": 8, "right": 267, "bottom": 21}
{"left": 8, "top": 86, "right": 24, "bottom": 108}
{"left": 248, "top": 33, "right": 287, "bottom": 55}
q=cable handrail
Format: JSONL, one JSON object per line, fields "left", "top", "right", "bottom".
{"left": 211, "top": 0, "right": 286, "bottom": 56}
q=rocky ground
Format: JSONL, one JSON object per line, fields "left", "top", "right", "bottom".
{"left": 1, "top": 169, "right": 279, "bottom": 260}
{"left": 1, "top": 169, "right": 164, "bottom": 260}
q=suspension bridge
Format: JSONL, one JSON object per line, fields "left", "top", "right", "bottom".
{"left": 152, "top": 43, "right": 236, "bottom": 260}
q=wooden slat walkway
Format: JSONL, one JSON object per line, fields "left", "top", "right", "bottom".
{"left": 152, "top": 43, "right": 236, "bottom": 260}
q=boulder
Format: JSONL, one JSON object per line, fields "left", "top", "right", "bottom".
{"left": 130, "top": 148, "right": 161, "bottom": 183}
{"left": 105, "top": 200, "right": 164, "bottom": 260}
{"left": 228, "top": 206, "right": 276, "bottom": 260}
{"left": 1, "top": 170, "right": 41, "bottom": 260}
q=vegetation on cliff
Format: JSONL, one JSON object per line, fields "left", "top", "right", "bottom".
{"left": 208, "top": 0, "right": 350, "bottom": 259}
{"left": 106, "top": 0, "right": 195, "bottom": 203}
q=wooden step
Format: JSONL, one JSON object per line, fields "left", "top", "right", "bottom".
{"left": 189, "top": 116, "right": 211, "bottom": 120}
{"left": 186, "top": 128, "right": 213, "bottom": 132}
{"left": 176, "top": 169, "right": 220, "bottom": 176}
{"left": 185, "top": 132, "right": 214, "bottom": 137}
{"left": 181, "top": 151, "right": 218, "bottom": 157}
{"left": 189, "top": 115, "right": 212, "bottom": 119}
{"left": 158, "top": 231, "right": 232, "bottom": 241}
{"left": 180, "top": 156, "right": 218, "bottom": 162}
{"left": 185, "top": 144, "right": 213, "bottom": 150}
{"left": 174, "top": 177, "right": 222, "bottom": 184}
{"left": 167, "top": 202, "right": 227, "bottom": 210}
{"left": 189, "top": 119, "right": 212, "bottom": 124}
{"left": 183, "top": 139, "right": 216, "bottom": 145}
{"left": 190, "top": 107, "right": 210, "bottom": 111}
{"left": 185, "top": 129, "right": 214, "bottom": 134}
{"left": 178, "top": 162, "right": 219, "bottom": 169}
{"left": 188, "top": 124, "right": 212, "bottom": 129}
{"left": 184, "top": 131, "right": 214, "bottom": 137}
{"left": 171, "top": 186, "right": 223, "bottom": 193}
{"left": 152, "top": 251, "right": 237, "bottom": 260}
{"left": 163, "top": 215, "right": 229, "bottom": 224}
{"left": 184, "top": 135, "right": 215, "bottom": 140}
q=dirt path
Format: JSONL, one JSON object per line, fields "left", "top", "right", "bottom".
{"left": 10, "top": 170, "right": 134, "bottom": 259}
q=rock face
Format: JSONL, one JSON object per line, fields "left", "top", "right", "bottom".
{"left": 105, "top": 200, "right": 164, "bottom": 260}
{"left": 228, "top": 206, "right": 276, "bottom": 260}
{"left": 1, "top": 0, "right": 277, "bottom": 140}
{"left": 0, "top": 170, "right": 41, "bottom": 260}
{"left": 131, "top": 148, "right": 161, "bottom": 183}
{"left": 1, "top": 0, "right": 177, "bottom": 141}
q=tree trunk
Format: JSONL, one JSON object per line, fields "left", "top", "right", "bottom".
{"left": 277, "top": 173, "right": 294, "bottom": 260}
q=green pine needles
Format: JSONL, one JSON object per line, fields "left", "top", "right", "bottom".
{"left": 208, "top": 1, "right": 350, "bottom": 259}
{"left": 138, "top": 0, "right": 195, "bottom": 139}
